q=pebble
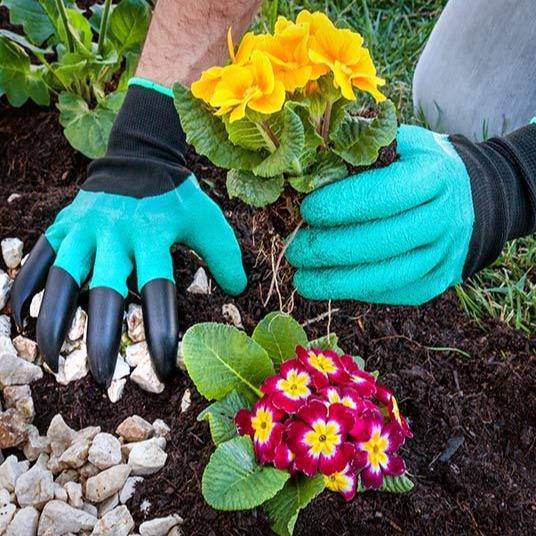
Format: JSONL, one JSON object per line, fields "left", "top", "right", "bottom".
{"left": 15, "top": 463, "right": 54, "bottom": 508}
{"left": 5, "top": 505, "right": 39, "bottom": 536}
{"left": 152, "top": 419, "right": 170, "bottom": 440}
{"left": 0, "top": 315, "right": 10, "bottom": 337}
{"left": 176, "top": 341, "right": 186, "bottom": 371}
{"left": 116, "top": 416, "right": 153, "bottom": 442}
{"left": 0, "top": 353, "right": 43, "bottom": 387}
{"left": 23, "top": 425, "right": 50, "bottom": 462}
{"left": 0, "top": 271, "right": 12, "bottom": 312}
{"left": 107, "top": 378, "right": 126, "bottom": 403}
{"left": 125, "top": 342, "right": 149, "bottom": 368}
{"left": 12, "top": 335, "right": 38, "bottom": 362}
{"left": 180, "top": 389, "right": 191, "bottom": 413}
{"left": 88, "top": 433, "right": 122, "bottom": 470}
{"left": 139, "top": 513, "right": 183, "bottom": 536}
{"left": 54, "top": 469, "right": 78, "bottom": 486}
{"left": 63, "top": 347, "right": 89, "bottom": 383}
{"left": 0, "top": 455, "right": 30, "bottom": 492}
{"left": 74, "top": 426, "right": 101, "bottom": 445}
{"left": 113, "top": 354, "right": 130, "bottom": 380}
{"left": 0, "top": 489, "right": 16, "bottom": 534}
{"left": 0, "top": 336, "right": 16, "bottom": 356}
{"left": 58, "top": 440, "right": 90, "bottom": 469}
{"left": 130, "top": 356, "right": 165, "bottom": 394}
{"left": 222, "top": 303, "right": 243, "bottom": 328}
{"left": 38, "top": 500, "right": 98, "bottom": 534}
{"left": 0, "top": 408, "right": 29, "bottom": 448}
{"left": 47, "top": 414, "right": 76, "bottom": 456}
{"left": 119, "top": 476, "right": 144, "bottom": 504}
{"left": 54, "top": 482, "right": 68, "bottom": 501}
{"left": 92, "top": 505, "right": 134, "bottom": 536}
{"left": 126, "top": 304, "right": 145, "bottom": 342}
{"left": 67, "top": 306, "right": 87, "bottom": 341}
{"left": 186, "top": 267, "right": 210, "bottom": 294}
{"left": 6, "top": 193, "right": 21, "bottom": 204}
{"left": 3, "top": 384, "right": 35, "bottom": 421}
{"left": 98, "top": 492, "right": 119, "bottom": 517}
{"left": 78, "top": 462, "right": 100, "bottom": 481}
{"left": 85, "top": 464, "right": 131, "bottom": 503}
{"left": 128, "top": 440, "right": 167, "bottom": 476}
{"left": 82, "top": 501, "right": 98, "bottom": 518}
{"left": 29, "top": 291, "right": 43, "bottom": 318}
{"left": 1, "top": 238, "right": 23, "bottom": 269}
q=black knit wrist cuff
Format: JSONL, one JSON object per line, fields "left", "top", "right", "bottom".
{"left": 450, "top": 124, "right": 536, "bottom": 279}
{"left": 83, "top": 85, "right": 191, "bottom": 198}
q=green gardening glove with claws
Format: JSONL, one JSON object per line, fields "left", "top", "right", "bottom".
{"left": 286, "top": 123, "right": 536, "bottom": 304}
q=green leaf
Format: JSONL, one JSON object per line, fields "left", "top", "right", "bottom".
{"left": 307, "top": 333, "right": 340, "bottom": 352}
{"left": 224, "top": 116, "right": 270, "bottom": 151}
{"left": 357, "top": 474, "right": 414, "bottom": 493}
{"left": 89, "top": 2, "right": 117, "bottom": 33}
{"left": 289, "top": 152, "right": 347, "bottom": 193}
{"left": 252, "top": 312, "right": 308, "bottom": 368}
{"left": 197, "top": 390, "right": 251, "bottom": 445}
{"left": 182, "top": 323, "right": 274, "bottom": 402}
{"left": 265, "top": 474, "right": 325, "bottom": 536}
{"left": 288, "top": 101, "right": 323, "bottom": 171}
{"left": 117, "top": 51, "right": 139, "bottom": 91}
{"left": 330, "top": 99, "right": 397, "bottom": 167}
{"left": 202, "top": 436, "right": 289, "bottom": 511}
{"left": 57, "top": 92, "right": 116, "bottom": 158}
{"left": 352, "top": 355, "right": 366, "bottom": 369}
{"left": 0, "top": 29, "right": 52, "bottom": 55}
{"left": 253, "top": 103, "right": 305, "bottom": 178}
{"left": 226, "top": 169, "right": 284, "bottom": 207}
{"left": 173, "top": 83, "right": 264, "bottom": 171}
{"left": 55, "top": 8, "right": 93, "bottom": 55}
{"left": 0, "top": 37, "right": 49, "bottom": 107}
{"left": 109, "top": 0, "right": 151, "bottom": 54}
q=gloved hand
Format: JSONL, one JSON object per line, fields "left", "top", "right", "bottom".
{"left": 11, "top": 79, "right": 247, "bottom": 386}
{"left": 286, "top": 123, "right": 536, "bottom": 304}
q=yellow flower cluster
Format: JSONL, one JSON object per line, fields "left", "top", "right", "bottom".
{"left": 191, "top": 10, "right": 386, "bottom": 123}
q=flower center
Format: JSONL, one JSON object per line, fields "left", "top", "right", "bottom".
{"left": 304, "top": 420, "right": 341, "bottom": 457}
{"left": 308, "top": 352, "right": 336, "bottom": 374}
{"left": 362, "top": 430, "right": 389, "bottom": 469}
{"left": 278, "top": 370, "right": 311, "bottom": 400}
{"left": 324, "top": 470, "right": 351, "bottom": 493}
{"left": 251, "top": 408, "right": 274, "bottom": 444}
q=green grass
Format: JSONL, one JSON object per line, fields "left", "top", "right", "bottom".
{"left": 258, "top": 0, "right": 536, "bottom": 335}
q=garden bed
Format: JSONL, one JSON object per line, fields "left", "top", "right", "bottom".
{"left": 2, "top": 94, "right": 535, "bottom": 534}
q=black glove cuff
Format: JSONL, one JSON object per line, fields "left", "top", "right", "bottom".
{"left": 83, "top": 84, "right": 191, "bottom": 198}
{"left": 450, "top": 124, "right": 536, "bottom": 279}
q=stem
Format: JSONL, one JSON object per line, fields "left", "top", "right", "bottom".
{"left": 257, "top": 121, "right": 279, "bottom": 152}
{"left": 97, "top": 0, "right": 113, "bottom": 57}
{"left": 321, "top": 100, "right": 333, "bottom": 145}
{"left": 54, "top": 0, "right": 75, "bottom": 53}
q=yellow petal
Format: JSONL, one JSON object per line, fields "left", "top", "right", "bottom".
{"left": 191, "top": 66, "right": 223, "bottom": 103}
{"left": 235, "top": 32, "right": 265, "bottom": 64}
{"left": 352, "top": 76, "right": 387, "bottom": 102}
{"left": 249, "top": 80, "right": 286, "bottom": 115}
{"left": 229, "top": 101, "right": 248, "bottom": 123}
{"left": 296, "top": 10, "right": 334, "bottom": 36}
{"left": 333, "top": 61, "right": 356, "bottom": 101}
{"left": 210, "top": 65, "right": 252, "bottom": 107}
{"left": 275, "top": 65, "right": 312, "bottom": 92}
{"left": 227, "top": 27, "right": 236, "bottom": 62}
{"left": 249, "top": 50, "right": 275, "bottom": 94}
{"left": 274, "top": 15, "right": 292, "bottom": 35}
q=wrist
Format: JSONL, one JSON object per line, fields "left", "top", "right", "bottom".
{"left": 450, "top": 124, "right": 536, "bottom": 278}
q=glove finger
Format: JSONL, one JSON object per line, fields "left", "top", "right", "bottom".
{"left": 287, "top": 202, "right": 448, "bottom": 269}
{"left": 293, "top": 243, "right": 447, "bottom": 301}
{"left": 86, "top": 287, "right": 124, "bottom": 387}
{"left": 36, "top": 267, "right": 79, "bottom": 372}
{"left": 141, "top": 279, "right": 179, "bottom": 381}
{"left": 300, "top": 160, "right": 442, "bottom": 227}
{"left": 11, "top": 235, "right": 55, "bottom": 329}
{"left": 185, "top": 198, "right": 247, "bottom": 296}
{"left": 53, "top": 227, "right": 95, "bottom": 287}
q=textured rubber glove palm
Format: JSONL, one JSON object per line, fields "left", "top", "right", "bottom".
{"left": 286, "top": 125, "right": 475, "bottom": 304}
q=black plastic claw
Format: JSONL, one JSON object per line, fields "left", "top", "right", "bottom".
{"left": 36, "top": 266, "right": 79, "bottom": 372}
{"left": 87, "top": 287, "right": 124, "bottom": 387}
{"left": 141, "top": 279, "right": 179, "bottom": 381}
{"left": 11, "top": 235, "right": 55, "bottom": 329}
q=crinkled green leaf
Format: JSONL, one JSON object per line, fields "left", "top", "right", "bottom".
{"left": 330, "top": 99, "right": 397, "bottom": 167}
{"left": 202, "top": 436, "right": 289, "bottom": 511}
{"left": 224, "top": 116, "right": 270, "bottom": 151}
{"left": 173, "top": 83, "right": 264, "bottom": 171}
{"left": 182, "top": 322, "right": 274, "bottom": 402}
{"left": 109, "top": 0, "right": 151, "bottom": 54}
{"left": 265, "top": 475, "right": 325, "bottom": 536}
{"left": 288, "top": 101, "right": 324, "bottom": 170}
{"left": 307, "top": 333, "right": 342, "bottom": 352}
{"left": 357, "top": 474, "right": 414, "bottom": 493}
{"left": 0, "top": 37, "right": 49, "bottom": 107}
{"left": 56, "top": 8, "right": 93, "bottom": 55}
{"left": 252, "top": 312, "right": 308, "bottom": 368}
{"left": 289, "top": 151, "right": 347, "bottom": 193}
{"left": 253, "top": 103, "right": 305, "bottom": 178}
{"left": 226, "top": 169, "right": 284, "bottom": 207}
{"left": 197, "top": 390, "right": 250, "bottom": 445}
{"left": 57, "top": 92, "right": 117, "bottom": 158}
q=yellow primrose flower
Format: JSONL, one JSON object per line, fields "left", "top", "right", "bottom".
{"left": 296, "top": 9, "right": 335, "bottom": 36}
{"left": 209, "top": 50, "right": 285, "bottom": 123}
{"left": 227, "top": 28, "right": 266, "bottom": 65}
{"left": 191, "top": 66, "right": 224, "bottom": 104}
{"left": 308, "top": 25, "right": 386, "bottom": 102}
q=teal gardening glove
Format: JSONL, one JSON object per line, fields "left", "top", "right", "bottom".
{"left": 287, "top": 123, "right": 536, "bottom": 304}
{"left": 11, "top": 78, "right": 247, "bottom": 385}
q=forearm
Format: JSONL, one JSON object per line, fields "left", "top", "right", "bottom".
{"left": 136, "top": 0, "right": 263, "bottom": 87}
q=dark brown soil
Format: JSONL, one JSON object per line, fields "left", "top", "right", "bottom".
{"left": 1, "top": 90, "right": 535, "bottom": 535}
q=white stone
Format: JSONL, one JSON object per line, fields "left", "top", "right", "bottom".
{"left": 47, "top": 414, "right": 76, "bottom": 456}
{"left": 126, "top": 304, "right": 145, "bottom": 342}
{"left": 125, "top": 342, "right": 148, "bottom": 368}
{"left": 29, "top": 291, "right": 43, "bottom": 318}
{"left": 0, "top": 353, "right": 43, "bottom": 387}
{"left": 46, "top": 454, "right": 62, "bottom": 476}
{"left": 82, "top": 502, "right": 98, "bottom": 518}
{"left": 186, "top": 267, "right": 210, "bottom": 294}
{"left": 116, "top": 416, "right": 153, "bottom": 442}
{"left": 78, "top": 462, "right": 99, "bottom": 482}
{"left": 54, "top": 469, "right": 78, "bottom": 486}
{"left": 88, "top": 433, "right": 122, "bottom": 470}
{"left": 97, "top": 492, "right": 118, "bottom": 517}
{"left": 0, "top": 272, "right": 12, "bottom": 312}
{"left": 113, "top": 354, "right": 130, "bottom": 380}
{"left": 0, "top": 408, "right": 28, "bottom": 448}
{"left": 67, "top": 307, "right": 87, "bottom": 341}
{"left": 6, "top": 505, "right": 39, "bottom": 536}
{"left": 60, "top": 337, "right": 82, "bottom": 355}
{"left": 0, "top": 315, "right": 10, "bottom": 338}
{"left": 130, "top": 357, "right": 164, "bottom": 394}
{"left": 222, "top": 303, "right": 243, "bottom": 328}
{"left": 119, "top": 476, "right": 143, "bottom": 504}
{"left": 73, "top": 426, "right": 101, "bottom": 445}
{"left": 0, "top": 455, "right": 29, "bottom": 492}
{"left": 54, "top": 482, "right": 68, "bottom": 501}
{"left": 168, "top": 527, "right": 183, "bottom": 536}
{"left": 7, "top": 194, "right": 21, "bottom": 204}
{"left": 139, "top": 499, "right": 151, "bottom": 515}
{"left": 176, "top": 341, "right": 186, "bottom": 371}
{"left": 180, "top": 389, "right": 191, "bottom": 413}
{"left": 128, "top": 441, "right": 167, "bottom": 476}
{"left": 3, "top": 385, "right": 34, "bottom": 422}
{"left": 37, "top": 500, "right": 97, "bottom": 535}
{"left": 1, "top": 238, "right": 23, "bottom": 269}
{"left": 64, "top": 481, "right": 83, "bottom": 508}
{"left": 15, "top": 463, "right": 54, "bottom": 508}
{"left": 23, "top": 425, "right": 50, "bottom": 462}
{"left": 12, "top": 335, "right": 38, "bottom": 362}
{"left": 92, "top": 505, "right": 134, "bottom": 536}
{"left": 84, "top": 464, "right": 131, "bottom": 503}
{"left": 152, "top": 419, "right": 170, "bottom": 440}
{"left": 63, "top": 347, "right": 89, "bottom": 383}
{"left": 0, "top": 337, "right": 16, "bottom": 356}
{"left": 58, "top": 440, "right": 90, "bottom": 469}
{"left": 107, "top": 378, "right": 126, "bottom": 404}
{"left": 139, "top": 514, "right": 183, "bottom": 536}
{"left": 0, "top": 491, "right": 16, "bottom": 534}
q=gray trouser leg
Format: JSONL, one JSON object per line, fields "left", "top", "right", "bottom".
{"left": 413, "top": 0, "right": 536, "bottom": 141}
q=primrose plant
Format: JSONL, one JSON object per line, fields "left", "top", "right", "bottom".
{"left": 182, "top": 312, "right": 413, "bottom": 536}
{"left": 0, "top": 0, "right": 151, "bottom": 158}
{"left": 174, "top": 10, "right": 398, "bottom": 207}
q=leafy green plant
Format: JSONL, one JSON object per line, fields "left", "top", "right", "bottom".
{"left": 182, "top": 312, "right": 414, "bottom": 536}
{"left": 0, "top": 0, "right": 151, "bottom": 158}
